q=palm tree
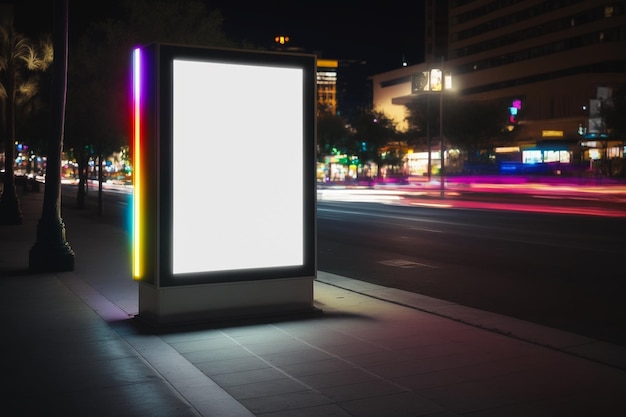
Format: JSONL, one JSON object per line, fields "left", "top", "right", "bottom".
{"left": 0, "top": 8, "right": 53, "bottom": 225}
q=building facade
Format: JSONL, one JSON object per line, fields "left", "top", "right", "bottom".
{"left": 317, "top": 59, "right": 339, "bottom": 115}
{"left": 371, "top": 0, "right": 626, "bottom": 176}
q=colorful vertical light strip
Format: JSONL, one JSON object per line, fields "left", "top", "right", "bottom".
{"left": 132, "top": 47, "right": 143, "bottom": 280}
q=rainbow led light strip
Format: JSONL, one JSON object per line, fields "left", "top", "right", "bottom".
{"left": 132, "top": 47, "right": 143, "bottom": 280}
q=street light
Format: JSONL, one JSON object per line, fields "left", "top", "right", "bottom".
{"left": 412, "top": 58, "right": 451, "bottom": 196}
{"left": 429, "top": 60, "right": 452, "bottom": 197}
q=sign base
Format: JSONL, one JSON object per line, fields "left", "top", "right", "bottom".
{"left": 137, "top": 276, "right": 316, "bottom": 326}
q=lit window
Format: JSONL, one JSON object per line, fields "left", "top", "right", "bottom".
{"left": 608, "top": 146, "right": 621, "bottom": 158}
{"left": 589, "top": 149, "right": 601, "bottom": 160}
{"left": 523, "top": 150, "right": 542, "bottom": 164}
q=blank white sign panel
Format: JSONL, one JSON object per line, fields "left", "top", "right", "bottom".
{"left": 172, "top": 59, "right": 304, "bottom": 275}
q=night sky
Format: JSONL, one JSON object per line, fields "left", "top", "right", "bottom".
{"left": 214, "top": 1, "right": 426, "bottom": 74}
{"left": 11, "top": 0, "right": 425, "bottom": 76}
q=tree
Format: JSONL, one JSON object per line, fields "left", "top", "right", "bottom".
{"left": 351, "top": 108, "right": 399, "bottom": 178}
{"left": 603, "top": 85, "right": 626, "bottom": 140}
{"left": 0, "top": 8, "right": 53, "bottom": 225}
{"left": 316, "top": 109, "right": 351, "bottom": 162}
{"left": 601, "top": 85, "right": 626, "bottom": 177}
{"left": 65, "top": 33, "right": 113, "bottom": 209}
{"left": 444, "top": 97, "right": 514, "bottom": 164}
{"left": 65, "top": 0, "right": 235, "bottom": 209}
{"left": 407, "top": 96, "right": 516, "bottom": 166}
{"left": 404, "top": 93, "right": 441, "bottom": 165}
{"left": 405, "top": 95, "right": 437, "bottom": 139}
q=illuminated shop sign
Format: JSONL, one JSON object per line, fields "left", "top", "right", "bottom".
{"left": 509, "top": 99, "right": 522, "bottom": 124}
{"left": 132, "top": 44, "right": 316, "bottom": 287}
{"left": 542, "top": 130, "right": 564, "bottom": 137}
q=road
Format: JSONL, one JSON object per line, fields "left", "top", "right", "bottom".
{"left": 317, "top": 199, "right": 626, "bottom": 347}
{"left": 61, "top": 180, "right": 626, "bottom": 346}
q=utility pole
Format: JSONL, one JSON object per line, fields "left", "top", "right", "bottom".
{"left": 439, "top": 56, "right": 445, "bottom": 198}
{"left": 427, "top": 93, "right": 431, "bottom": 181}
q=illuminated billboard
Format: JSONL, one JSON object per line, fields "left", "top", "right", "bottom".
{"left": 132, "top": 43, "right": 316, "bottom": 289}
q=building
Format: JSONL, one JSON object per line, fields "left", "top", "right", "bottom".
{"left": 272, "top": 36, "right": 344, "bottom": 117}
{"left": 317, "top": 59, "right": 338, "bottom": 114}
{"left": 424, "top": 0, "right": 449, "bottom": 64}
{"left": 371, "top": 0, "right": 626, "bottom": 176}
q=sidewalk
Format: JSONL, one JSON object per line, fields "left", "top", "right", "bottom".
{"left": 1, "top": 188, "right": 626, "bottom": 416}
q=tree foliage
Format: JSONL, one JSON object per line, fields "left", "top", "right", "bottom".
{"left": 444, "top": 97, "right": 515, "bottom": 163}
{"left": 351, "top": 108, "right": 398, "bottom": 174}
{"left": 0, "top": 10, "right": 52, "bottom": 224}
{"left": 603, "top": 85, "right": 626, "bottom": 141}
{"left": 67, "top": 0, "right": 235, "bottom": 148}
{"left": 0, "top": 18, "right": 53, "bottom": 147}
{"left": 404, "top": 94, "right": 439, "bottom": 140}
{"left": 65, "top": 0, "right": 237, "bottom": 206}
{"left": 316, "top": 110, "right": 350, "bottom": 162}
{"left": 406, "top": 95, "right": 516, "bottom": 164}
{"left": 316, "top": 106, "right": 402, "bottom": 179}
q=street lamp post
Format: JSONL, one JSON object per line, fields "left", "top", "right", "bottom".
{"left": 427, "top": 94, "right": 431, "bottom": 182}
{"left": 439, "top": 58, "right": 445, "bottom": 198}
{"left": 429, "top": 59, "right": 449, "bottom": 197}
{"left": 412, "top": 59, "right": 451, "bottom": 192}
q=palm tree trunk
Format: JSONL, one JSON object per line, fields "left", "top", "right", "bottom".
{"left": 76, "top": 149, "right": 88, "bottom": 209}
{"left": 0, "top": 58, "right": 23, "bottom": 225}
{"left": 29, "top": 0, "right": 74, "bottom": 272}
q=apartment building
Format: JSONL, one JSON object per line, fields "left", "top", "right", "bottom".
{"left": 372, "top": 0, "right": 626, "bottom": 175}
